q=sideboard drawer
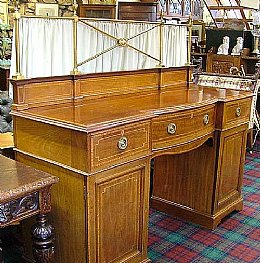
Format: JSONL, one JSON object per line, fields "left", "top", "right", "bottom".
{"left": 90, "top": 121, "right": 150, "bottom": 171}
{"left": 221, "top": 98, "right": 251, "bottom": 130}
{"left": 152, "top": 106, "right": 215, "bottom": 150}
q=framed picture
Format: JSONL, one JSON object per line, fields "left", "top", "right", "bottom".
{"left": 192, "top": 21, "right": 206, "bottom": 42}
{"left": 0, "top": 2, "right": 8, "bottom": 24}
{"left": 35, "top": 3, "right": 59, "bottom": 17}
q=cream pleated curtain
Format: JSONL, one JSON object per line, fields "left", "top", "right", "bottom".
{"left": 10, "top": 17, "right": 187, "bottom": 79}
{"left": 77, "top": 20, "right": 187, "bottom": 73}
{"left": 11, "top": 18, "right": 73, "bottom": 79}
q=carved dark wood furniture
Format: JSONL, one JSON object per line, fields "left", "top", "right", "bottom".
{"left": 206, "top": 54, "right": 241, "bottom": 74}
{"left": 0, "top": 154, "right": 59, "bottom": 263}
{"left": 206, "top": 54, "right": 259, "bottom": 75}
{"left": 10, "top": 67, "right": 252, "bottom": 263}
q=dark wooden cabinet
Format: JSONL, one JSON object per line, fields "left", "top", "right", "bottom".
{"left": 118, "top": 2, "right": 157, "bottom": 22}
{"left": 206, "top": 54, "right": 241, "bottom": 74}
{"left": 78, "top": 4, "right": 116, "bottom": 19}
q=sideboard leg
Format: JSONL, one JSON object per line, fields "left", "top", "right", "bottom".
{"left": 31, "top": 214, "right": 54, "bottom": 263}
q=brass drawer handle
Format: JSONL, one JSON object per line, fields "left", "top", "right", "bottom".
{"left": 118, "top": 136, "right": 128, "bottom": 150}
{"left": 203, "top": 114, "right": 209, "bottom": 125}
{"left": 236, "top": 107, "right": 241, "bottom": 117}
{"left": 167, "top": 123, "right": 177, "bottom": 135}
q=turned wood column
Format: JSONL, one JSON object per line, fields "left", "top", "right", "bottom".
{"left": 31, "top": 214, "right": 54, "bottom": 263}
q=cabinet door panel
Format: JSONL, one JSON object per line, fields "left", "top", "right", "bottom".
{"left": 216, "top": 127, "right": 247, "bottom": 211}
{"left": 87, "top": 159, "right": 150, "bottom": 263}
{"left": 152, "top": 142, "right": 215, "bottom": 214}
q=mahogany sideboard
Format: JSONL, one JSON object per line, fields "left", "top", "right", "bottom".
{"left": 10, "top": 67, "right": 252, "bottom": 263}
{"left": 0, "top": 154, "right": 59, "bottom": 262}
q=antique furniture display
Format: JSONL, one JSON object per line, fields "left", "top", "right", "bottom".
{"left": 118, "top": 2, "right": 157, "bottom": 22}
{"left": 204, "top": 28, "right": 259, "bottom": 76}
{"left": 206, "top": 54, "right": 260, "bottom": 75}
{"left": 0, "top": 154, "right": 59, "bottom": 263}
{"left": 10, "top": 66, "right": 252, "bottom": 263}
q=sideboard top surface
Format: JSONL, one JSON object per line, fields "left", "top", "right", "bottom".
{"left": 12, "top": 86, "right": 252, "bottom": 132}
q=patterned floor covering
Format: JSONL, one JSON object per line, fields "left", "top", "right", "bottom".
{"left": 1, "top": 142, "right": 259, "bottom": 263}
{"left": 148, "top": 142, "right": 260, "bottom": 263}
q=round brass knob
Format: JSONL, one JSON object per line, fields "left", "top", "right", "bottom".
{"left": 118, "top": 136, "right": 128, "bottom": 150}
{"left": 236, "top": 107, "right": 241, "bottom": 117}
{"left": 167, "top": 123, "right": 177, "bottom": 135}
{"left": 203, "top": 114, "right": 209, "bottom": 125}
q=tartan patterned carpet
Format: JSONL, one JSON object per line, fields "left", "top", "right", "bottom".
{"left": 148, "top": 141, "right": 260, "bottom": 263}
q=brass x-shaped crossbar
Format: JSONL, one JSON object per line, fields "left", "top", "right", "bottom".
{"left": 77, "top": 19, "right": 161, "bottom": 67}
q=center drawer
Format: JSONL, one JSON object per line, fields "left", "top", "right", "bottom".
{"left": 89, "top": 121, "right": 150, "bottom": 172}
{"left": 152, "top": 105, "right": 215, "bottom": 150}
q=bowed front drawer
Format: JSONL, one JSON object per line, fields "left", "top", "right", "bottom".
{"left": 89, "top": 121, "right": 150, "bottom": 172}
{"left": 151, "top": 105, "right": 215, "bottom": 150}
{"left": 216, "top": 97, "right": 252, "bottom": 130}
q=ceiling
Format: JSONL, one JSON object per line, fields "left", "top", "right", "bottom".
{"left": 203, "top": 0, "right": 258, "bottom": 29}
{"left": 158, "top": 0, "right": 259, "bottom": 29}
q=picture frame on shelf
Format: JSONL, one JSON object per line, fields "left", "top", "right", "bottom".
{"left": 0, "top": 2, "right": 8, "bottom": 24}
{"left": 35, "top": 3, "right": 59, "bottom": 17}
{"left": 192, "top": 21, "right": 206, "bottom": 43}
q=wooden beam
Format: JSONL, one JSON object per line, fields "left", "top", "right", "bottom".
{"left": 202, "top": 0, "right": 218, "bottom": 27}
{"left": 234, "top": 0, "right": 250, "bottom": 30}
{"left": 208, "top": 6, "right": 250, "bottom": 10}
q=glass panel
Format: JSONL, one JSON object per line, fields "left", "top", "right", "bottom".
{"left": 220, "top": 0, "right": 233, "bottom": 6}
{"left": 204, "top": 0, "right": 217, "bottom": 5}
{"left": 226, "top": 10, "right": 238, "bottom": 19}
{"left": 158, "top": 0, "right": 167, "bottom": 13}
{"left": 234, "top": 10, "right": 242, "bottom": 19}
{"left": 183, "top": 0, "right": 191, "bottom": 16}
{"left": 169, "top": 0, "right": 182, "bottom": 15}
{"left": 193, "top": 0, "right": 204, "bottom": 19}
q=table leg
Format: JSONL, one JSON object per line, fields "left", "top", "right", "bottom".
{"left": 31, "top": 214, "right": 54, "bottom": 263}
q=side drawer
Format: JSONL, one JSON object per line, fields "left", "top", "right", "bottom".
{"left": 221, "top": 98, "right": 252, "bottom": 130}
{"left": 152, "top": 105, "right": 215, "bottom": 150}
{"left": 89, "top": 121, "right": 150, "bottom": 171}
